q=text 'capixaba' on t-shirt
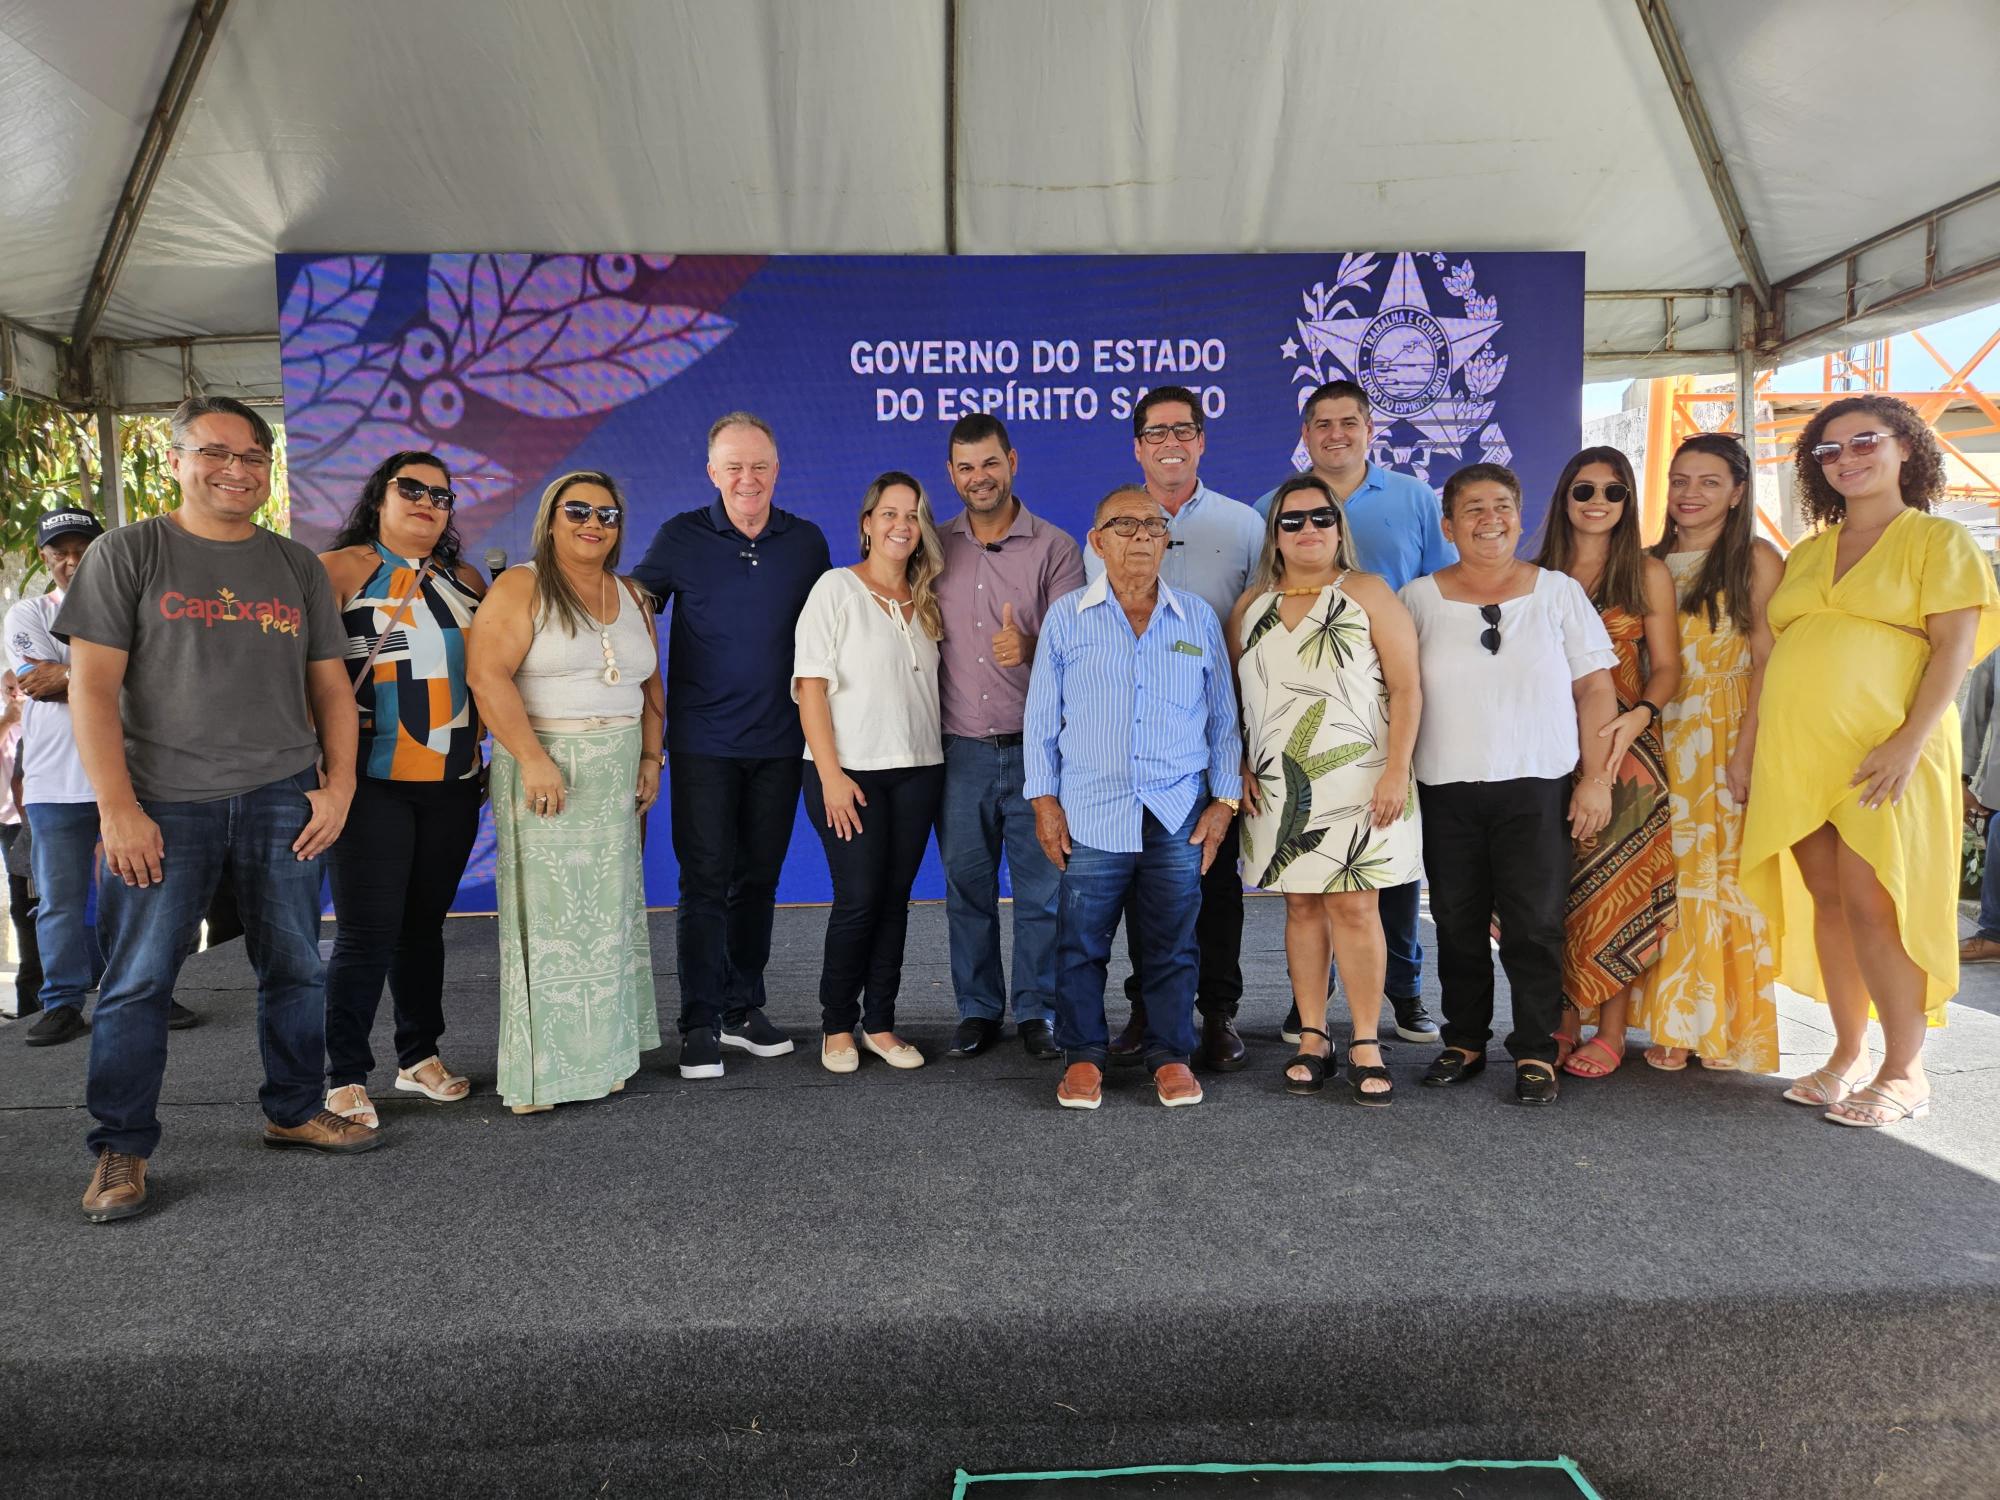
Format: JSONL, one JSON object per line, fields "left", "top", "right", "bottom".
{"left": 52, "top": 515, "right": 348, "bottom": 804}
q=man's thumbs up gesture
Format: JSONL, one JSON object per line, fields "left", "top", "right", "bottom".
{"left": 991, "top": 601, "right": 1029, "bottom": 669}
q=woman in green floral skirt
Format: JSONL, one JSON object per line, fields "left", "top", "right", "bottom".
{"left": 467, "top": 472, "right": 664, "bottom": 1114}
{"left": 1226, "top": 474, "right": 1424, "bottom": 1104}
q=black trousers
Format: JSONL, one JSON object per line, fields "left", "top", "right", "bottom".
{"left": 1122, "top": 814, "right": 1243, "bottom": 1019}
{"left": 671, "top": 752, "right": 803, "bottom": 1033}
{"left": 1418, "top": 776, "right": 1570, "bottom": 1066}
{"left": 325, "top": 776, "right": 483, "bottom": 1087}
{"left": 1, "top": 823, "right": 43, "bottom": 1013}
{"left": 803, "top": 761, "right": 944, "bottom": 1034}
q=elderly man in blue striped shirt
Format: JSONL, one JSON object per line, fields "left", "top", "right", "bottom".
{"left": 1023, "top": 485, "right": 1242, "bottom": 1110}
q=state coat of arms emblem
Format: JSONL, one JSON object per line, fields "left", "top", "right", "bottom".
{"left": 1281, "top": 252, "right": 1512, "bottom": 483}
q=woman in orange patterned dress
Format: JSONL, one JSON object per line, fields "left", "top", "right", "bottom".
{"left": 1531, "top": 447, "right": 1680, "bottom": 1077}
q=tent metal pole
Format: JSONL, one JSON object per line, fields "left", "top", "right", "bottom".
{"left": 96, "top": 409, "right": 127, "bottom": 528}
{"left": 1633, "top": 0, "right": 1772, "bottom": 308}
{"left": 943, "top": 0, "right": 958, "bottom": 254}
{"left": 70, "top": 0, "right": 232, "bottom": 350}
{"left": 1733, "top": 286, "right": 1759, "bottom": 473}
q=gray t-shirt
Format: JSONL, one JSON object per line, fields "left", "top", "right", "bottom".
{"left": 53, "top": 515, "right": 347, "bottom": 803}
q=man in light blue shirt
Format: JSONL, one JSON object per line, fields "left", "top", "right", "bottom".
{"left": 1254, "top": 379, "right": 1453, "bottom": 1046}
{"left": 1025, "top": 486, "right": 1241, "bottom": 1110}
{"left": 1084, "top": 385, "right": 1264, "bottom": 1070}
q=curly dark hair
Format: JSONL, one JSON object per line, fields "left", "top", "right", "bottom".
{"left": 1792, "top": 395, "right": 1944, "bottom": 528}
{"left": 330, "top": 451, "right": 464, "bottom": 569}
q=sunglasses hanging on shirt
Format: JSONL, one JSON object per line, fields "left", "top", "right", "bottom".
{"left": 1479, "top": 603, "right": 1503, "bottom": 655}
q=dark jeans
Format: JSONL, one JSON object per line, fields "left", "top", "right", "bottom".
{"left": 1979, "top": 810, "right": 2000, "bottom": 942}
{"left": 803, "top": 761, "right": 944, "bottom": 1033}
{"left": 671, "top": 752, "right": 802, "bottom": 1033}
{"left": 87, "top": 770, "right": 327, "bottom": 1158}
{"left": 24, "top": 802, "right": 103, "bottom": 1014}
{"left": 1419, "top": 776, "right": 1570, "bottom": 1066}
{"left": 1, "top": 824, "right": 42, "bottom": 1012}
{"left": 1122, "top": 815, "right": 1243, "bottom": 1018}
{"left": 936, "top": 734, "right": 1061, "bottom": 1026}
{"left": 1055, "top": 803, "right": 1204, "bottom": 1070}
{"left": 325, "top": 775, "right": 482, "bottom": 1087}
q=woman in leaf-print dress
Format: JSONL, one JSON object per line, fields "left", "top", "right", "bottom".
{"left": 1227, "top": 475, "right": 1424, "bottom": 1103}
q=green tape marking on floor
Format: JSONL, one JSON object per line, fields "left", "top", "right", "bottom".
{"left": 952, "top": 1456, "right": 1605, "bottom": 1500}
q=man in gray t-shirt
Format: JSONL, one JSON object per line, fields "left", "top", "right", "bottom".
{"left": 57, "top": 396, "right": 376, "bottom": 1225}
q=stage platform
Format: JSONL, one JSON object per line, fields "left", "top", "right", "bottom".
{"left": 4, "top": 898, "right": 1999, "bottom": 1498}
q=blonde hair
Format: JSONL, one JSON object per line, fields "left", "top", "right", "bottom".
{"left": 859, "top": 471, "right": 945, "bottom": 640}
{"left": 1252, "top": 474, "right": 1359, "bottom": 592}
{"left": 529, "top": 470, "right": 627, "bottom": 635}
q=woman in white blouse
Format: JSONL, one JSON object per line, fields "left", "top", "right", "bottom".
{"left": 1397, "top": 463, "right": 1619, "bottom": 1107}
{"left": 794, "top": 471, "right": 947, "bottom": 1074}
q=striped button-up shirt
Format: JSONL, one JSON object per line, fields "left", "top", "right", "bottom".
{"left": 1022, "top": 574, "right": 1242, "bottom": 853}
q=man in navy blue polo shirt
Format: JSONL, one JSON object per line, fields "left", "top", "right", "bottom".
{"left": 634, "top": 412, "right": 831, "bottom": 1079}
{"left": 1255, "top": 379, "right": 1454, "bottom": 1048}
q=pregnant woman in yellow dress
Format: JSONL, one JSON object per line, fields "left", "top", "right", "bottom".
{"left": 1742, "top": 396, "right": 2000, "bottom": 1127}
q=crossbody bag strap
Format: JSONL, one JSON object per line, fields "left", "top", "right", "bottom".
{"left": 351, "top": 560, "right": 433, "bottom": 701}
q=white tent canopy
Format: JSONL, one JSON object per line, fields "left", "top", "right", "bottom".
{"left": 4, "top": 0, "right": 1999, "bottom": 410}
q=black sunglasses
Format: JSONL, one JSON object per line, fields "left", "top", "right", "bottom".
{"left": 560, "top": 500, "right": 623, "bottom": 527}
{"left": 1276, "top": 506, "right": 1340, "bottom": 534}
{"left": 392, "top": 475, "right": 456, "bottom": 510}
{"left": 1479, "top": 603, "right": 1502, "bottom": 655}
{"left": 1569, "top": 481, "right": 1631, "bottom": 505}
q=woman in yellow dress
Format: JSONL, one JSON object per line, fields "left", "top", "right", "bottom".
{"left": 1633, "top": 434, "right": 1783, "bottom": 1072}
{"left": 1742, "top": 396, "right": 2000, "bottom": 1127}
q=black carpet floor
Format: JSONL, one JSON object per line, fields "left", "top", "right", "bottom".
{"left": 4, "top": 899, "right": 1999, "bottom": 1499}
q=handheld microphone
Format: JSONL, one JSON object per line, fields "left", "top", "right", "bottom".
{"left": 485, "top": 547, "right": 508, "bottom": 580}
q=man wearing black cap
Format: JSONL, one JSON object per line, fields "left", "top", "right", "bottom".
{"left": 4, "top": 511, "right": 197, "bottom": 1046}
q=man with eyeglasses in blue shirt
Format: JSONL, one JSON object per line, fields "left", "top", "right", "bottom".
{"left": 1084, "top": 385, "right": 1264, "bottom": 1071}
{"left": 1255, "top": 379, "right": 1455, "bottom": 1047}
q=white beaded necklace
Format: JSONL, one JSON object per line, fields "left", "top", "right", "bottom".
{"left": 596, "top": 573, "right": 621, "bottom": 686}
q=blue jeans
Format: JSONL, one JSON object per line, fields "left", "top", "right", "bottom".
{"left": 87, "top": 770, "right": 327, "bottom": 1158}
{"left": 938, "top": 735, "right": 1062, "bottom": 1026}
{"left": 1980, "top": 811, "right": 2000, "bottom": 941}
{"left": 24, "top": 802, "right": 103, "bottom": 1014}
{"left": 1052, "top": 803, "right": 1203, "bottom": 1070}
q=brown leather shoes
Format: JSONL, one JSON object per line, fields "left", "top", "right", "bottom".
{"left": 1154, "top": 1062, "right": 1204, "bottom": 1107}
{"left": 1106, "top": 1003, "right": 1148, "bottom": 1066}
{"left": 263, "top": 1108, "right": 385, "bottom": 1154}
{"left": 1056, "top": 1061, "right": 1104, "bottom": 1110}
{"left": 1960, "top": 935, "right": 2000, "bottom": 964}
{"left": 81, "top": 1150, "right": 149, "bottom": 1223}
{"left": 1198, "top": 1013, "right": 1247, "bottom": 1071}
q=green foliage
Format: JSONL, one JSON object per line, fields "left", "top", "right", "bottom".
{"left": 0, "top": 395, "right": 290, "bottom": 580}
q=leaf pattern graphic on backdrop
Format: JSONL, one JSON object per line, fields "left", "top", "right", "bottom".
{"left": 278, "top": 256, "right": 386, "bottom": 414}
{"left": 289, "top": 418, "right": 514, "bottom": 528}
{"left": 425, "top": 253, "right": 736, "bottom": 418}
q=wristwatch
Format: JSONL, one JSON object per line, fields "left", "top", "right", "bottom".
{"left": 1216, "top": 796, "right": 1241, "bottom": 812}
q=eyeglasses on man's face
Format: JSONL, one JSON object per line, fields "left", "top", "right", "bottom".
{"left": 171, "top": 444, "right": 271, "bottom": 473}
{"left": 1097, "top": 515, "right": 1170, "bottom": 539}
{"left": 560, "top": 500, "right": 623, "bottom": 528}
{"left": 1138, "top": 422, "right": 1202, "bottom": 446}
{"left": 392, "top": 476, "right": 456, "bottom": 511}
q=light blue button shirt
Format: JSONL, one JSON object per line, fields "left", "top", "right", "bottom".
{"left": 1083, "top": 482, "right": 1265, "bottom": 623}
{"left": 1255, "top": 464, "right": 1456, "bottom": 593}
{"left": 1022, "top": 574, "right": 1242, "bottom": 854}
